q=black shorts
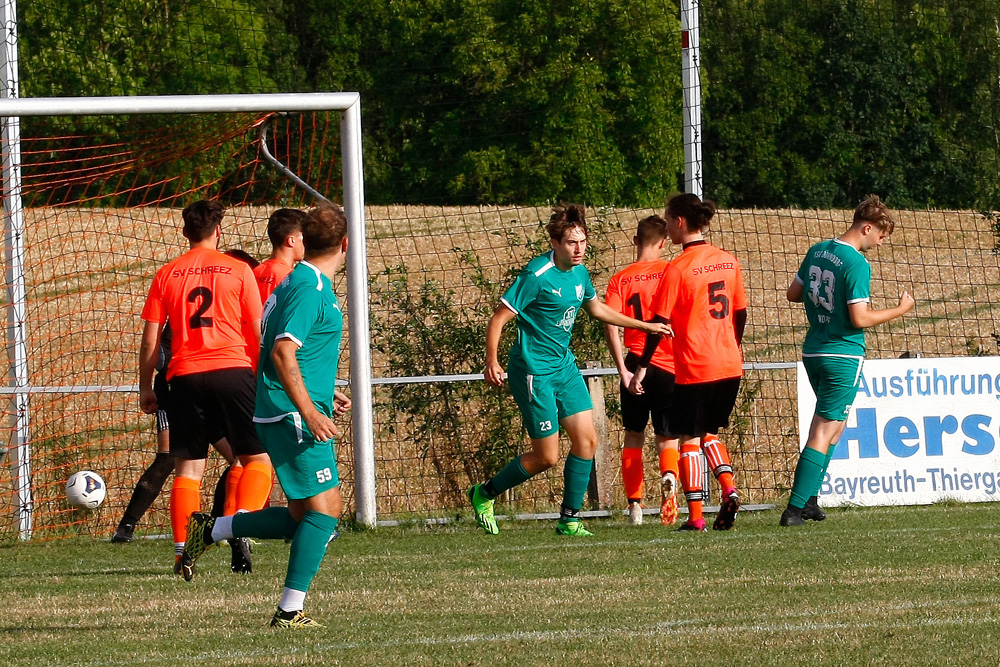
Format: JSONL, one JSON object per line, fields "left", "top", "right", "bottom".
{"left": 167, "top": 367, "right": 264, "bottom": 460}
{"left": 153, "top": 372, "right": 170, "bottom": 434}
{"left": 668, "top": 377, "right": 742, "bottom": 437}
{"left": 620, "top": 353, "right": 674, "bottom": 437}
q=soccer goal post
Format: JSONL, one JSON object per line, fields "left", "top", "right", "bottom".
{"left": 0, "top": 93, "right": 377, "bottom": 539}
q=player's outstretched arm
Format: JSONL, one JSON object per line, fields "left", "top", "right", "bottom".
{"left": 848, "top": 291, "right": 915, "bottom": 329}
{"left": 583, "top": 299, "right": 671, "bottom": 336}
{"left": 484, "top": 304, "right": 516, "bottom": 387}
{"left": 272, "top": 339, "right": 339, "bottom": 442}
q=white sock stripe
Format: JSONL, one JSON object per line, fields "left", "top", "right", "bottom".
{"left": 703, "top": 441, "right": 732, "bottom": 470}
{"left": 703, "top": 442, "right": 720, "bottom": 468}
{"left": 680, "top": 451, "right": 703, "bottom": 491}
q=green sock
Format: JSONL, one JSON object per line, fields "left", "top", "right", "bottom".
{"left": 486, "top": 455, "right": 532, "bottom": 497}
{"left": 560, "top": 453, "right": 593, "bottom": 522}
{"left": 811, "top": 444, "right": 837, "bottom": 497}
{"left": 789, "top": 447, "right": 826, "bottom": 509}
{"left": 285, "top": 511, "right": 340, "bottom": 593}
{"left": 232, "top": 506, "right": 299, "bottom": 540}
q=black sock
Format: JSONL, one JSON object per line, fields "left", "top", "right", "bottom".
{"left": 121, "top": 453, "right": 174, "bottom": 525}
{"left": 559, "top": 505, "right": 580, "bottom": 522}
{"left": 211, "top": 465, "right": 232, "bottom": 517}
{"left": 482, "top": 479, "right": 500, "bottom": 499}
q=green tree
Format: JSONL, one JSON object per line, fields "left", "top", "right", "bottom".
{"left": 21, "top": 0, "right": 277, "bottom": 97}
{"left": 272, "top": 0, "right": 684, "bottom": 205}
{"left": 703, "top": 0, "right": 1000, "bottom": 210}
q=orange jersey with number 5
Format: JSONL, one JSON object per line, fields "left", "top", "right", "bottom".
{"left": 605, "top": 259, "right": 674, "bottom": 373}
{"left": 141, "top": 247, "right": 262, "bottom": 379}
{"left": 652, "top": 241, "right": 746, "bottom": 384}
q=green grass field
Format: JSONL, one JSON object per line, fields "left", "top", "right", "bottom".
{"left": 3, "top": 503, "right": 1000, "bottom": 666}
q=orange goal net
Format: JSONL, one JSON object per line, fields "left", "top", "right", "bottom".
{"left": 0, "top": 108, "right": 345, "bottom": 541}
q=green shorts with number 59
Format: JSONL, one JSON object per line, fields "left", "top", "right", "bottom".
{"left": 803, "top": 354, "right": 864, "bottom": 422}
{"left": 254, "top": 414, "right": 339, "bottom": 501}
{"left": 507, "top": 359, "right": 593, "bottom": 439}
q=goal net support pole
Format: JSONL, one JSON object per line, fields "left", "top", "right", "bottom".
{"left": 340, "top": 100, "right": 377, "bottom": 528}
{"left": 681, "top": 0, "right": 703, "bottom": 198}
{"left": 0, "top": 92, "right": 378, "bottom": 534}
{"left": 0, "top": 0, "right": 32, "bottom": 541}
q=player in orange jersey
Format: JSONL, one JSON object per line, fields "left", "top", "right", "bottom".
{"left": 113, "top": 322, "right": 238, "bottom": 543}
{"left": 604, "top": 214, "right": 681, "bottom": 526}
{"left": 139, "top": 200, "right": 271, "bottom": 574}
{"left": 631, "top": 193, "right": 747, "bottom": 532}
{"left": 254, "top": 208, "right": 306, "bottom": 303}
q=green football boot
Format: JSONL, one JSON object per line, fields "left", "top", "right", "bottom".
{"left": 467, "top": 484, "right": 499, "bottom": 535}
{"left": 555, "top": 519, "right": 594, "bottom": 537}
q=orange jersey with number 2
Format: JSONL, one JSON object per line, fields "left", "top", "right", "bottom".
{"left": 652, "top": 241, "right": 746, "bottom": 384}
{"left": 141, "top": 247, "right": 262, "bottom": 380}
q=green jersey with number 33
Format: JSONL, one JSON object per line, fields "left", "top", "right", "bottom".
{"left": 795, "top": 238, "right": 871, "bottom": 356}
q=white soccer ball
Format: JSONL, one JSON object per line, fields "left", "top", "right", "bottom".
{"left": 66, "top": 470, "right": 106, "bottom": 510}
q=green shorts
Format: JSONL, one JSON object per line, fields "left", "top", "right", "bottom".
{"left": 254, "top": 414, "right": 339, "bottom": 501}
{"left": 802, "top": 354, "right": 864, "bottom": 422}
{"left": 508, "top": 361, "right": 593, "bottom": 439}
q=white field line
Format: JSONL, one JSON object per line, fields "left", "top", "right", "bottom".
{"left": 71, "top": 596, "right": 1000, "bottom": 666}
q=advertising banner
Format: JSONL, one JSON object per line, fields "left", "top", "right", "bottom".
{"left": 797, "top": 357, "right": 1000, "bottom": 506}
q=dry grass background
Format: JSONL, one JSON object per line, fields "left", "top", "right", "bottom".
{"left": 1, "top": 204, "right": 997, "bottom": 540}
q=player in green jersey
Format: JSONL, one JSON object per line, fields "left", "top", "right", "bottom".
{"left": 468, "top": 204, "right": 670, "bottom": 536}
{"left": 181, "top": 205, "right": 352, "bottom": 628}
{"left": 781, "top": 195, "right": 914, "bottom": 527}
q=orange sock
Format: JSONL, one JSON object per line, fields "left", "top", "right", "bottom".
{"left": 659, "top": 447, "right": 679, "bottom": 479}
{"left": 170, "top": 476, "right": 201, "bottom": 555}
{"left": 679, "top": 443, "right": 704, "bottom": 523}
{"left": 235, "top": 460, "right": 274, "bottom": 512}
{"left": 223, "top": 464, "right": 244, "bottom": 516}
{"left": 621, "top": 447, "right": 644, "bottom": 502}
{"left": 702, "top": 434, "right": 736, "bottom": 496}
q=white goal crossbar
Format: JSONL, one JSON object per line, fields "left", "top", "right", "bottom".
{"left": 0, "top": 93, "right": 377, "bottom": 537}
